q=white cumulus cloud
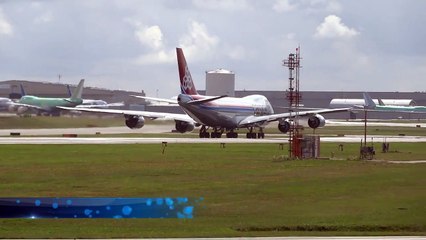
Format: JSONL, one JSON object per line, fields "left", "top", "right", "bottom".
{"left": 0, "top": 9, "right": 13, "bottom": 36}
{"left": 134, "top": 20, "right": 219, "bottom": 65}
{"left": 314, "top": 15, "right": 359, "bottom": 39}
{"left": 135, "top": 25, "right": 164, "bottom": 50}
{"left": 179, "top": 20, "right": 220, "bottom": 60}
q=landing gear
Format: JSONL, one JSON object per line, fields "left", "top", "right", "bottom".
{"left": 258, "top": 128, "right": 265, "bottom": 139}
{"left": 210, "top": 128, "right": 223, "bottom": 138}
{"left": 199, "top": 125, "right": 210, "bottom": 138}
{"left": 226, "top": 130, "right": 238, "bottom": 138}
{"left": 245, "top": 127, "right": 265, "bottom": 139}
{"left": 198, "top": 126, "right": 264, "bottom": 139}
{"left": 246, "top": 127, "right": 256, "bottom": 139}
{"left": 199, "top": 126, "right": 224, "bottom": 138}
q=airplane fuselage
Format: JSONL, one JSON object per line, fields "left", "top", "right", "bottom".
{"left": 375, "top": 105, "right": 426, "bottom": 113}
{"left": 19, "top": 96, "right": 83, "bottom": 111}
{"left": 178, "top": 94, "right": 274, "bottom": 129}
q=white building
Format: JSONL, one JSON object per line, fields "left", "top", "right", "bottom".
{"left": 205, "top": 69, "right": 235, "bottom": 97}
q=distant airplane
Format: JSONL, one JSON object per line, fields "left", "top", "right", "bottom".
{"left": 0, "top": 97, "right": 14, "bottom": 111}
{"left": 9, "top": 79, "right": 85, "bottom": 116}
{"left": 133, "top": 95, "right": 178, "bottom": 106}
{"left": 66, "top": 84, "right": 124, "bottom": 109}
{"left": 361, "top": 92, "right": 426, "bottom": 113}
{"left": 61, "top": 48, "right": 348, "bottom": 138}
{"left": 330, "top": 97, "right": 415, "bottom": 108}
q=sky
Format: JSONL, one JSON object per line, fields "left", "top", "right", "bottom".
{"left": 0, "top": 0, "right": 425, "bottom": 97}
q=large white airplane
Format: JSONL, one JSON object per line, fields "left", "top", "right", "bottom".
{"left": 60, "top": 48, "right": 348, "bottom": 138}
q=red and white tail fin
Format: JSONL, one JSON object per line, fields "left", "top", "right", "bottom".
{"left": 176, "top": 48, "right": 198, "bottom": 95}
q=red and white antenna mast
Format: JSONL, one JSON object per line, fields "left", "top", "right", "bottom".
{"left": 283, "top": 46, "right": 302, "bottom": 158}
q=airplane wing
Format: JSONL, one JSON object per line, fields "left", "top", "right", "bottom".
{"left": 350, "top": 108, "right": 426, "bottom": 114}
{"left": 74, "top": 102, "right": 125, "bottom": 109}
{"left": 238, "top": 108, "right": 350, "bottom": 126}
{"left": 131, "top": 95, "right": 178, "bottom": 104}
{"left": 12, "top": 102, "right": 46, "bottom": 111}
{"left": 58, "top": 106, "right": 196, "bottom": 123}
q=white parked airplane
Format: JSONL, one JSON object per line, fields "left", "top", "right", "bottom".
{"left": 60, "top": 48, "right": 348, "bottom": 138}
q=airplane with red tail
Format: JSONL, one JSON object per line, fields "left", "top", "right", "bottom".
{"left": 61, "top": 48, "right": 349, "bottom": 138}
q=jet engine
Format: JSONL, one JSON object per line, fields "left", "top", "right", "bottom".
{"left": 278, "top": 119, "right": 291, "bottom": 133}
{"left": 125, "top": 115, "right": 145, "bottom": 129}
{"left": 17, "top": 106, "right": 28, "bottom": 114}
{"left": 175, "top": 120, "right": 195, "bottom": 133}
{"left": 301, "top": 114, "right": 326, "bottom": 129}
{"left": 8, "top": 105, "right": 17, "bottom": 113}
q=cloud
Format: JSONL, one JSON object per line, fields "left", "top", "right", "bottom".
{"left": 192, "top": 0, "right": 252, "bottom": 11}
{"left": 314, "top": 15, "right": 359, "bottom": 39}
{"left": 307, "top": 0, "right": 342, "bottom": 13}
{"left": 0, "top": 8, "right": 13, "bottom": 36}
{"left": 133, "top": 49, "right": 174, "bottom": 65}
{"left": 34, "top": 12, "right": 53, "bottom": 24}
{"left": 273, "top": 0, "right": 297, "bottom": 13}
{"left": 178, "top": 20, "right": 220, "bottom": 60}
{"left": 227, "top": 45, "right": 247, "bottom": 60}
{"left": 134, "top": 20, "right": 219, "bottom": 65}
{"left": 135, "top": 25, "right": 164, "bottom": 50}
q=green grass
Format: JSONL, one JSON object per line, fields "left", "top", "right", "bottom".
{"left": 0, "top": 143, "right": 425, "bottom": 238}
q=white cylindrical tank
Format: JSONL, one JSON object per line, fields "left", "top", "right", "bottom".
{"left": 205, "top": 69, "right": 235, "bottom": 97}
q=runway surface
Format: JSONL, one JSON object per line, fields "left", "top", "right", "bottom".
{"left": 327, "top": 120, "right": 426, "bottom": 127}
{"left": 1, "top": 121, "right": 426, "bottom": 144}
{"left": 0, "top": 125, "right": 173, "bottom": 136}
{"left": 1, "top": 135, "right": 426, "bottom": 144}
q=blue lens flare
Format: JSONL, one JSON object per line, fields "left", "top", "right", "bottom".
{"left": 0, "top": 197, "right": 202, "bottom": 219}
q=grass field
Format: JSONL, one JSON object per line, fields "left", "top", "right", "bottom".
{"left": 0, "top": 143, "right": 425, "bottom": 238}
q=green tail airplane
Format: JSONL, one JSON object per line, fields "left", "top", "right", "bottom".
{"left": 11, "top": 79, "right": 84, "bottom": 116}
{"left": 362, "top": 92, "right": 426, "bottom": 113}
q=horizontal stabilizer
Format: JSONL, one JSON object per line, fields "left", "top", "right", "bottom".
{"left": 132, "top": 95, "right": 178, "bottom": 104}
{"left": 187, "top": 95, "right": 227, "bottom": 105}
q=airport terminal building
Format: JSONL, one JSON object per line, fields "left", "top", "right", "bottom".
{"left": 1, "top": 80, "right": 426, "bottom": 119}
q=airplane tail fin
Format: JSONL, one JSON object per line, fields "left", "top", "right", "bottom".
{"left": 378, "top": 98, "right": 385, "bottom": 106}
{"left": 363, "top": 92, "right": 376, "bottom": 109}
{"left": 70, "top": 79, "right": 84, "bottom": 100}
{"left": 20, "top": 84, "right": 26, "bottom": 96}
{"left": 66, "top": 84, "right": 72, "bottom": 97}
{"left": 176, "top": 48, "right": 198, "bottom": 95}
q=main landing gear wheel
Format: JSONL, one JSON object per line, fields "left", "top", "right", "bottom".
{"left": 246, "top": 132, "right": 257, "bottom": 138}
{"left": 199, "top": 125, "right": 210, "bottom": 138}
{"left": 211, "top": 128, "right": 224, "bottom": 138}
{"left": 226, "top": 131, "right": 238, "bottom": 138}
{"left": 245, "top": 127, "right": 265, "bottom": 139}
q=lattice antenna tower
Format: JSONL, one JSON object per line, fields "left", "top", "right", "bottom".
{"left": 282, "top": 47, "right": 302, "bottom": 158}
